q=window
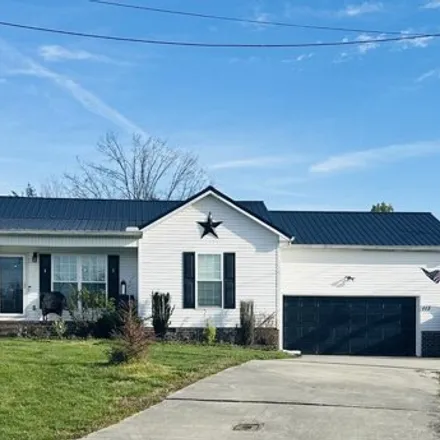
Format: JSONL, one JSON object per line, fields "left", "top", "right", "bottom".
{"left": 197, "top": 254, "right": 222, "bottom": 307}
{"left": 53, "top": 255, "right": 79, "bottom": 299}
{"left": 81, "top": 256, "right": 106, "bottom": 294}
{"left": 53, "top": 255, "right": 107, "bottom": 299}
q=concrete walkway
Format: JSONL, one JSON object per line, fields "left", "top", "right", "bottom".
{"left": 82, "top": 357, "right": 440, "bottom": 440}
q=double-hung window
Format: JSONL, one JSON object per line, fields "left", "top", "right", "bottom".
{"left": 52, "top": 255, "right": 107, "bottom": 300}
{"left": 53, "top": 256, "right": 79, "bottom": 299}
{"left": 197, "top": 254, "right": 222, "bottom": 307}
{"left": 81, "top": 256, "right": 106, "bottom": 293}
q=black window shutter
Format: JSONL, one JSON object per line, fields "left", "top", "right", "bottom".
{"left": 39, "top": 254, "right": 51, "bottom": 308}
{"left": 183, "top": 252, "right": 196, "bottom": 309}
{"left": 107, "top": 255, "right": 120, "bottom": 302}
{"left": 223, "top": 253, "right": 236, "bottom": 309}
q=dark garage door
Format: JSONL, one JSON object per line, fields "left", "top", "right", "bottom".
{"left": 283, "top": 296, "right": 416, "bottom": 356}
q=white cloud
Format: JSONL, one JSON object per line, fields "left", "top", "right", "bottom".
{"left": 282, "top": 53, "right": 314, "bottom": 63}
{"left": 356, "top": 33, "right": 384, "bottom": 54}
{"left": 333, "top": 52, "right": 350, "bottom": 63}
{"left": 397, "top": 31, "right": 433, "bottom": 50}
{"left": 310, "top": 141, "right": 440, "bottom": 174}
{"left": 416, "top": 69, "right": 440, "bottom": 82}
{"left": 38, "top": 45, "right": 113, "bottom": 63}
{"left": 210, "top": 155, "right": 303, "bottom": 170}
{"left": 245, "top": 7, "right": 272, "bottom": 31}
{"left": 0, "top": 39, "right": 147, "bottom": 137}
{"left": 228, "top": 56, "right": 260, "bottom": 64}
{"left": 296, "top": 52, "right": 314, "bottom": 62}
{"left": 340, "top": 2, "right": 383, "bottom": 16}
{"left": 422, "top": 0, "right": 440, "bottom": 9}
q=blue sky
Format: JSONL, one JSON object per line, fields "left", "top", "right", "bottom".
{"left": 1, "top": 0, "right": 440, "bottom": 212}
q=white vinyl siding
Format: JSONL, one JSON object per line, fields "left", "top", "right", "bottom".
{"left": 139, "top": 194, "right": 279, "bottom": 328}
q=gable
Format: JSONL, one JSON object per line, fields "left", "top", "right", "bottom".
{"left": 140, "top": 187, "right": 291, "bottom": 240}
{"left": 141, "top": 194, "right": 280, "bottom": 250}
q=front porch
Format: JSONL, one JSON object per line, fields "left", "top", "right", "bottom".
{"left": 0, "top": 241, "right": 138, "bottom": 321}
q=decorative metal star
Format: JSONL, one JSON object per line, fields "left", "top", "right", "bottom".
{"left": 198, "top": 212, "right": 222, "bottom": 239}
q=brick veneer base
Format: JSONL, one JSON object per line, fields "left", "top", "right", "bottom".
{"left": 422, "top": 331, "right": 440, "bottom": 357}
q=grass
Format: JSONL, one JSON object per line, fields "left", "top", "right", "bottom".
{"left": 0, "top": 339, "right": 289, "bottom": 440}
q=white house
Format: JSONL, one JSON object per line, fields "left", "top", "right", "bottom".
{"left": 1, "top": 186, "right": 440, "bottom": 357}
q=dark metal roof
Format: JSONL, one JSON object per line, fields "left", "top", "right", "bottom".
{"left": 269, "top": 211, "right": 440, "bottom": 246}
{"left": 1, "top": 192, "right": 440, "bottom": 246}
{"left": 0, "top": 195, "right": 271, "bottom": 232}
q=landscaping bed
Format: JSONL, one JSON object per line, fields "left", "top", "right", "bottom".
{"left": 0, "top": 339, "right": 288, "bottom": 440}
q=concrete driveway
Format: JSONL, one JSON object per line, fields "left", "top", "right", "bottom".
{"left": 84, "top": 356, "right": 440, "bottom": 440}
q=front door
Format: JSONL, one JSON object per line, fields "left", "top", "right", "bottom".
{"left": 0, "top": 257, "right": 24, "bottom": 314}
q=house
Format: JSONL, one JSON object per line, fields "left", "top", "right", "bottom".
{"left": 1, "top": 185, "right": 440, "bottom": 357}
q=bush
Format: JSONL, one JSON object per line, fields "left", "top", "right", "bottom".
{"left": 151, "top": 292, "right": 175, "bottom": 339}
{"left": 52, "top": 319, "right": 67, "bottom": 339}
{"left": 93, "top": 310, "right": 122, "bottom": 339}
{"left": 66, "top": 289, "right": 116, "bottom": 338}
{"left": 240, "top": 301, "right": 255, "bottom": 346}
{"left": 203, "top": 321, "right": 216, "bottom": 345}
{"left": 255, "top": 312, "right": 277, "bottom": 347}
{"left": 109, "top": 300, "right": 151, "bottom": 364}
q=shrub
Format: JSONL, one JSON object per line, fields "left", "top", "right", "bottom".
{"left": 255, "top": 312, "right": 277, "bottom": 346}
{"left": 93, "top": 310, "right": 122, "bottom": 339}
{"left": 151, "top": 292, "right": 175, "bottom": 339}
{"left": 239, "top": 301, "right": 255, "bottom": 346}
{"left": 109, "top": 300, "right": 150, "bottom": 364}
{"left": 203, "top": 320, "right": 217, "bottom": 345}
{"left": 52, "top": 319, "right": 67, "bottom": 339}
{"left": 66, "top": 289, "right": 115, "bottom": 338}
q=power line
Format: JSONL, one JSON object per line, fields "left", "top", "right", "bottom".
{"left": 0, "top": 20, "right": 437, "bottom": 49}
{"left": 90, "top": 0, "right": 408, "bottom": 36}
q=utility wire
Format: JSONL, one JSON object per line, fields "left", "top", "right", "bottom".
{"left": 90, "top": 0, "right": 409, "bottom": 36}
{"left": 0, "top": 20, "right": 437, "bottom": 49}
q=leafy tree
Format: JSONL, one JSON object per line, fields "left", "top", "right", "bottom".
{"left": 371, "top": 202, "right": 394, "bottom": 213}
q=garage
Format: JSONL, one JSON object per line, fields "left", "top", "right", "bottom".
{"left": 283, "top": 296, "right": 416, "bottom": 356}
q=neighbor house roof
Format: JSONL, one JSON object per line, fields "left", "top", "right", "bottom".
{"left": 269, "top": 211, "right": 440, "bottom": 246}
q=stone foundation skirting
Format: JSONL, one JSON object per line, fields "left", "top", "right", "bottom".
{"left": 0, "top": 321, "right": 279, "bottom": 347}
{"left": 164, "top": 327, "right": 279, "bottom": 347}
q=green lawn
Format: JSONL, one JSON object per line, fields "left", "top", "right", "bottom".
{"left": 0, "top": 339, "right": 288, "bottom": 440}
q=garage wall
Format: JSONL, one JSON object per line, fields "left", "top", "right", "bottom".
{"left": 281, "top": 247, "right": 440, "bottom": 355}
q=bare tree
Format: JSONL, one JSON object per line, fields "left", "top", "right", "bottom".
{"left": 63, "top": 132, "right": 209, "bottom": 200}
{"left": 11, "top": 183, "right": 38, "bottom": 197}
{"left": 40, "top": 176, "right": 68, "bottom": 198}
